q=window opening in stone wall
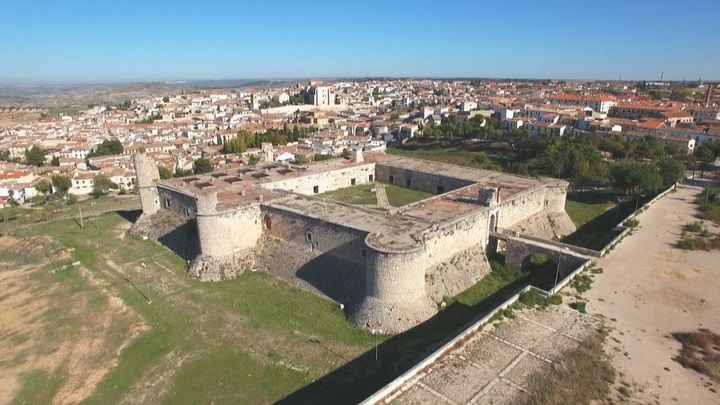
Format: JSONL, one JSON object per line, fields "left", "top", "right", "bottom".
{"left": 351, "top": 178, "right": 356, "bottom": 186}
{"left": 369, "top": 174, "right": 374, "bottom": 182}
{"left": 164, "top": 197, "right": 171, "bottom": 208}
{"left": 313, "top": 185, "right": 319, "bottom": 194}
{"left": 263, "top": 214, "right": 272, "bottom": 230}
{"left": 306, "top": 232, "right": 313, "bottom": 242}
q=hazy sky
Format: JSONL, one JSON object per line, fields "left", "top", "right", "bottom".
{"left": 1, "top": 0, "right": 718, "bottom": 84}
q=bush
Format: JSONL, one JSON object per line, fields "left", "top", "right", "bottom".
{"left": 625, "top": 218, "right": 639, "bottom": 228}
{"left": 519, "top": 290, "right": 553, "bottom": 308}
{"left": 571, "top": 273, "right": 594, "bottom": 294}
{"left": 686, "top": 221, "right": 704, "bottom": 233}
{"left": 548, "top": 294, "right": 563, "bottom": 305}
{"left": 571, "top": 301, "right": 587, "bottom": 313}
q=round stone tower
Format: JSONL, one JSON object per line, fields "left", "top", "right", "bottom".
{"left": 133, "top": 153, "right": 160, "bottom": 215}
{"left": 349, "top": 235, "right": 435, "bottom": 333}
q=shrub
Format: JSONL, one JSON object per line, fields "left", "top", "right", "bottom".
{"left": 571, "top": 301, "right": 587, "bottom": 313}
{"left": 519, "top": 290, "right": 553, "bottom": 308}
{"left": 548, "top": 294, "right": 563, "bottom": 305}
{"left": 571, "top": 274, "right": 594, "bottom": 294}
{"left": 686, "top": 221, "right": 704, "bottom": 233}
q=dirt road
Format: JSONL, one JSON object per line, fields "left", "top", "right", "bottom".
{"left": 588, "top": 185, "right": 720, "bottom": 403}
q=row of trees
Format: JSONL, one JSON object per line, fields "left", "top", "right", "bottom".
{"left": 410, "top": 115, "right": 698, "bottom": 197}
{"left": 222, "top": 124, "right": 317, "bottom": 155}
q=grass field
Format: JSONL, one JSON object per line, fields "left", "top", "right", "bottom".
{"left": 564, "top": 193, "right": 615, "bottom": 228}
{"left": 0, "top": 195, "right": 140, "bottom": 234}
{"left": 384, "top": 184, "right": 432, "bottom": 207}
{"left": 562, "top": 191, "right": 654, "bottom": 250}
{"left": 319, "top": 183, "right": 433, "bottom": 208}
{"left": 319, "top": 184, "right": 377, "bottom": 205}
{"left": 4, "top": 212, "right": 378, "bottom": 403}
{"left": 2, "top": 195, "right": 579, "bottom": 403}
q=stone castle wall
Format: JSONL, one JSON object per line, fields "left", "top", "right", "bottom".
{"left": 260, "top": 163, "right": 376, "bottom": 195}
{"left": 136, "top": 154, "right": 576, "bottom": 333}
{"left": 157, "top": 186, "right": 198, "bottom": 218}
{"left": 189, "top": 193, "right": 262, "bottom": 280}
{"left": 375, "top": 163, "right": 475, "bottom": 194}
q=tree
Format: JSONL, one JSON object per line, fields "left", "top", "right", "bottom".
{"left": 25, "top": 145, "right": 46, "bottom": 166}
{"left": 92, "top": 174, "right": 118, "bottom": 197}
{"left": 657, "top": 159, "right": 685, "bottom": 188}
{"left": 248, "top": 155, "right": 259, "bottom": 166}
{"left": 223, "top": 137, "right": 247, "bottom": 154}
{"left": 162, "top": 96, "right": 170, "bottom": 103}
{"left": 35, "top": 180, "right": 52, "bottom": 196}
{"left": 192, "top": 158, "right": 213, "bottom": 174}
{"left": 157, "top": 165, "right": 173, "bottom": 180}
{"left": 51, "top": 156, "right": 60, "bottom": 166}
{"left": 51, "top": 175, "right": 71, "bottom": 194}
{"left": 611, "top": 162, "right": 662, "bottom": 196}
{"left": 90, "top": 139, "right": 123, "bottom": 157}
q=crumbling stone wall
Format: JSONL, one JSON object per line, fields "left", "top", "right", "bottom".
{"left": 133, "top": 153, "right": 160, "bottom": 215}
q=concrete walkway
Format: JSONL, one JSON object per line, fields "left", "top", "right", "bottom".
{"left": 375, "top": 184, "right": 391, "bottom": 210}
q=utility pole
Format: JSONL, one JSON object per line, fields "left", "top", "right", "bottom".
{"left": 142, "top": 262, "right": 152, "bottom": 304}
{"left": 554, "top": 249, "right": 564, "bottom": 291}
{"left": 78, "top": 204, "right": 84, "bottom": 228}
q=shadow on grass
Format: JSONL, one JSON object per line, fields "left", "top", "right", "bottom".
{"left": 278, "top": 263, "right": 556, "bottom": 405}
{"left": 563, "top": 194, "right": 654, "bottom": 250}
{"left": 116, "top": 209, "right": 142, "bottom": 223}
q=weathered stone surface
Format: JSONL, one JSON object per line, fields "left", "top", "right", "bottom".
{"left": 188, "top": 251, "right": 255, "bottom": 281}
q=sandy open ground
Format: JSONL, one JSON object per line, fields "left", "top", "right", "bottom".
{"left": 588, "top": 185, "right": 720, "bottom": 403}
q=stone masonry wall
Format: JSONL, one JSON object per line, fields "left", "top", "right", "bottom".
{"left": 157, "top": 186, "right": 198, "bottom": 218}
{"left": 257, "top": 204, "right": 369, "bottom": 305}
{"left": 260, "top": 163, "right": 376, "bottom": 195}
{"left": 375, "top": 163, "right": 475, "bottom": 194}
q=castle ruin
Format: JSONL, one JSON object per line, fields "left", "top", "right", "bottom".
{"left": 132, "top": 152, "right": 575, "bottom": 333}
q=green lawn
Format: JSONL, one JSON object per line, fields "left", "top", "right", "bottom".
{"left": 318, "top": 183, "right": 433, "bottom": 208}
{"left": 565, "top": 199, "right": 613, "bottom": 228}
{"left": 384, "top": 184, "right": 433, "bottom": 207}
{"left": 11, "top": 212, "right": 377, "bottom": 404}
{"left": 562, "top": 191, "right": 654, "bottom": 250}
{"left": 319, "top": 184, "right": 377, "bottom": 205}
{"left": 0, "top": 195, "right": 140, "bottom": 234}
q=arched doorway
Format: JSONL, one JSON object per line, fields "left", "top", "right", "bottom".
{"left": 520, "top": 252, "right": 559, "bottom": 290}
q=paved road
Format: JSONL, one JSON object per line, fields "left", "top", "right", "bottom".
{"left": 588, "top": 185, "right": 720, "bottom": 403}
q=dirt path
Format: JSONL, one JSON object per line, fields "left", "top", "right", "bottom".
{"left": 588, "top": 186, "right": 720, "bottom": 403}
{"left": 375, "top": 183, "right": 391, "bottom": 209}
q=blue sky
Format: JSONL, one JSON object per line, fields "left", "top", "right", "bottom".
{"left": 1, "top": 0, "right": 718, "bottom": 84}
